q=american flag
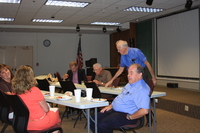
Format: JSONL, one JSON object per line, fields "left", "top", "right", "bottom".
{"left": 76, "top": 37, "right": 83, "bottom": 68}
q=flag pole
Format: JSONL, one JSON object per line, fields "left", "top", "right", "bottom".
{"left": 76, "top": 34, "right": 83, "bottom": 68}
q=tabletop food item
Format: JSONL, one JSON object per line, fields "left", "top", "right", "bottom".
{"left": 64, "top": 91, "right": 73, "bottom": 96}
{"left": 56, "top": 95, "right": 72, "bottom": 101}
{"left": 92, "top": 98, "right": 107, "bottom": 102}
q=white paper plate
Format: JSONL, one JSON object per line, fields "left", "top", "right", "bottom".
{"left": 56, "top": 96, "right": 72, "bottom": 101}
{"left": 64, "top": 91, "right": 73, "bottom": 96}
{"left": 91, "top": 98, "right": 107, "bottom": 102}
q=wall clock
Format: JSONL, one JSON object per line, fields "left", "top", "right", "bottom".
{"left": 43, "top": 39, "right": 51, "bottom": 47}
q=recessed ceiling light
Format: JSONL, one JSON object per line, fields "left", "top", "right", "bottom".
{"left": 32, "top": 19, "right": 63, "bottom": 23}
{"left": 0, "top": 18, "right": 14, "bottom": 21}
{"left": 124, "top": 6, "right": 163, "bottom": 13}
{"left": 91, "top": 22, "right": 120, "bottom": 26}
{"left": 0, "top": 0, "right": 21, "bottom": 3}
{"left": 45, "top": 0, "right": 90, "bottom": 7}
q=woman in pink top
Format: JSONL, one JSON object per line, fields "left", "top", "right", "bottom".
{"left": 12, "top": 65, "right": 61, "bottom": 132}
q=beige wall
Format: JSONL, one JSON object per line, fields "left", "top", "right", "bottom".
{"left": 0, "top": 32, "right": 110, "bottom": 76}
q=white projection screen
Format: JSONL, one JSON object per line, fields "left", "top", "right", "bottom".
{"left": 157, "top": 9, "right": 199, "bottom": 79}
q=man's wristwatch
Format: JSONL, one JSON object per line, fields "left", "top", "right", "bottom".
{"left": 127, "top": 114, "right": 131, "bottom": 120}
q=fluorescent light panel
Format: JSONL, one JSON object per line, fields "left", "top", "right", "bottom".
{"left": 45, "top": 0, "right": 89, "bottom": 7}
{"left": 0, "top": 0, "right": 21, "bottom": 3}
{"left": 32, "top": 19, "right": 63, "bottom": 23}
{"left": 124, "top": 6, "right": 163, "bottom": 13}
{"left": 0, "top": 18, "right": 14, "bottom": 21}
{"left": 91, "top": 22, "right": 120, "bottom": 26}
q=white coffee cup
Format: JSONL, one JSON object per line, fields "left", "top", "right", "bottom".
{"left": 49, "top": 85, "right": 55, "bottom": 96}
{"left": 86, "top": 88, "right": 93, "bottom": 100}
{"left": 74, "top": 89, "right": 81, "bottom": 102}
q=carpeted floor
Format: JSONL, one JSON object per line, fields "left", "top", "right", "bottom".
{"left": 1, "top": 107, "right": 200, "bottom": 133}
{"left": 1, "top": 85, "right": 200, "bottom": 133}
{"left": 153, "top": 86, "right": 200, "bottom": 106}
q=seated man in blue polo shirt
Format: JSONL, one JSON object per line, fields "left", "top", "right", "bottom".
{"left": 90, "top": 63, "right": 150, "bottom": 133}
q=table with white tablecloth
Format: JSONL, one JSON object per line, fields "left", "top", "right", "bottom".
{"left": 42, "top": 90, "right": 108, "bottom": 133}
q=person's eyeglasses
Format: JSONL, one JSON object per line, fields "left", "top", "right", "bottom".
{"left": 93, "top": 69, "right": 99, "bottom": 72}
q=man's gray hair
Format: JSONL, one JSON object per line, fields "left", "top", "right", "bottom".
{"left": 93, "top": 63, "right": 102, "bottom": 68}
{"left": 116, "top": 40, "right": 128, "bottom": 48}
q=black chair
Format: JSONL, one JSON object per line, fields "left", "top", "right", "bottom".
{"left": 5, "top": 94, "right": 63, "bottom": 133}
{"left": 73, "top": 82, "right": 102, "bottom": 128}
{"left": 59, "top": 81, "right": 85, "bottom": 127}
{"left": 59, "top": 81, "right": 77, "bottom": 120}
{"left": 118, "top": 116, "right": 144, "bottom": 133}
{"left": 112, "top": 77, "right": 121, "bottom": 87}
{"left": 59, "top": 80, "right": 76, "bottom": 95}
{"left": 36, "top": 79, "right": 50, "bottom": 91}
{"left": 0, "top": 91, "right": 12, "bottom": 133}
{"left": 84, "top": 82, "right": 101, "bottom": 98}
{"left": 56, "top": 72, "right": 62, "bottom": 81}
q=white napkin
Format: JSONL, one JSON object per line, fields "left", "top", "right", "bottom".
{"left": 50, "top": 108, "right": 58, "bottom": 112}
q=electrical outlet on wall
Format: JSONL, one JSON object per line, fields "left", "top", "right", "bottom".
{"left": 155, "top": 99, "right": 158, "bottom": 103}
{"left": 185, "top": 105, "right": 189, "bottom": 111}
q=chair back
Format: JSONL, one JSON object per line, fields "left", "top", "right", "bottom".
{"left": 0, "top": 91, "right": 12, "bottom": 124}
{"left": 84, "top": 82, "right": 101, "bottom": 98}
{"left": 56, "top": 72, "right": 62, "bottom": 81}
{"left": 148, "top": 79, "right": 155, "bottom": 95}
{"left": 54, "top": 73, "right": 57, "bottom": 78}
{"left": 112, "top": 77, "right": 120, "bottom": 87}
{"left": 86, "top": 76, "right": 92, "bottom": 81}
{"left": 36, "top": 79, "right": 50, "bottom": 91}
{"left": 5, "top": 94, "right": 29, "bottom": 133}
{"left": 59, "top": 80, "right": 76, "bottom": 95}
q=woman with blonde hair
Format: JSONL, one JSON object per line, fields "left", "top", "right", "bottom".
{"left": 12, "top": 65, "right": 61, "bottom": 132}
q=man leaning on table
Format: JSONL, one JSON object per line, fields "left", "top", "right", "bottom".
{"left": 105, "top": 40, "right": 156, "bottom": 87}
{"left": 90, "top": 63, "right": 150, "bottom": 133}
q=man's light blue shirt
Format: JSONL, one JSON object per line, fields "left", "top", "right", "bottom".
{"left": 112, "top": 79, "right": 150, "bottom": 114}
{"left": 120, "top": 47, "right": 147, "bottom": 69}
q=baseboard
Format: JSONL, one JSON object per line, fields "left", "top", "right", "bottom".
{"left": 156, "top": 98, "right": 200, "bottom": 119}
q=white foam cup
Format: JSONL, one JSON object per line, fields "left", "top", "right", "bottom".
{"left": 86, "top": 88, "right": 93, "bottom": 100}
{"left": 74, "top": 89, "right": 81, "bottom": 102}
{"left": 49, "top": 85, "right": 55, "bottom": 96}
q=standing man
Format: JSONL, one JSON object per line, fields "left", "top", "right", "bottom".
{"left": 90, "top": 64, "right": 150, "bottom": 133}
{"left": 92, "top": 63, "right": 112, "bottom": 87}
{"left": 106, "top": 40, "right": 156, "bottom": 87}
{"left": 62, "top": 62, "right": 87, "bottom": 84}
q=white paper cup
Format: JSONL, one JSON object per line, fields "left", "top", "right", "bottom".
{"left": 49, "top": 85, "right": 55, "bottom": 96}
{"left": 86, "top": 88, "right": 93, "bottom": 100}
{"left": 74, "top": 89, "right": 81, "bottom": 102}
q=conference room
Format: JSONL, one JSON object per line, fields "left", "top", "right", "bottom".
{"left": 0, "top": 0, "right": 200, "bottom": 133}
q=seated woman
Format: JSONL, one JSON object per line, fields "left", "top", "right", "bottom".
{"left": 12, "top": 65, "right": 61, "bottom": 132}
{"left": 0, "top": 64, "right": 14, "bottom": 118}
{"left": 0, "top": 64, "right": 12, "bottom": 93}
